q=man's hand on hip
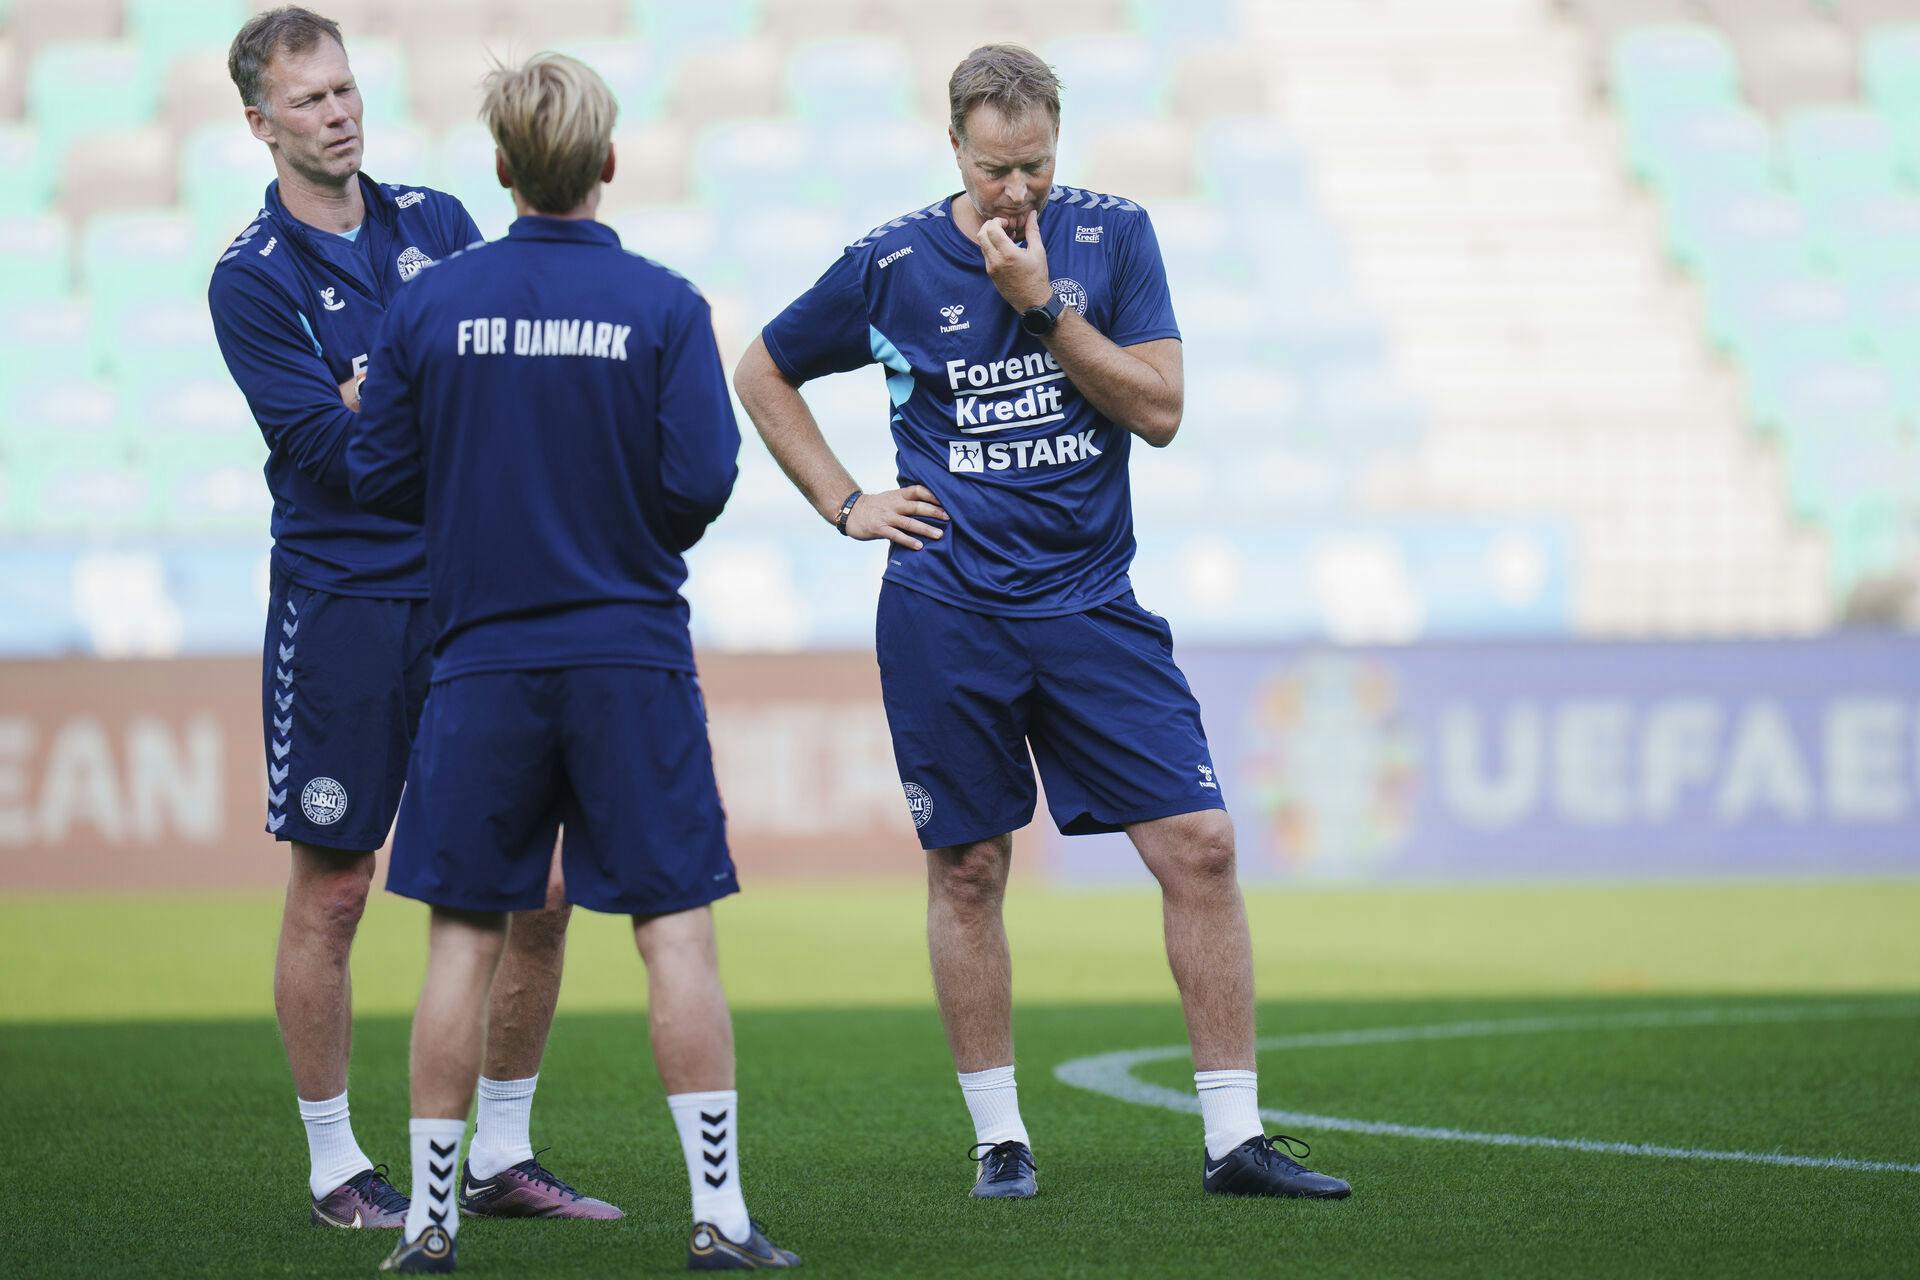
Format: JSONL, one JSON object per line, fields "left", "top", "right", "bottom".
{"left": 978, "top": 211, "right": 1054, "bottom": 313}
{"left": 845, "top": 485, "right": 950, "bottom": 551}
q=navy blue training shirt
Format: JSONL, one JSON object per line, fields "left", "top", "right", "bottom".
{"left": 345, "top": 216, "right": 739, "bottom": 681}
{"left": 762, "top": 185, "right": 1179, "bottom": 617}
{"left": 208, "top": 173, "right": 482, "bottom": 597}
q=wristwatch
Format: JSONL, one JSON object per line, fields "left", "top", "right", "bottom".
{"left": 1020, "top": 291, "right": 1066, "bottom": 337}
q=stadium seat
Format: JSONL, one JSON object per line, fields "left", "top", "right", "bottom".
{"left": 667, "top": 39, "right": 784, "bottom": 127}
{"left": 1167, "top": 45, "right": 1277, "bottom": 122}
{"left": 1196, "top": 117, "right": 1311, "bottom": 209}
{"left": 342, "top": 38, "right": 411, "bottom": 128}
{"left": 1773, "top": 360, "right": 1902, "bottom": 442}
{"left": 0, "top": 126, "right": 56, "bottom": 216}
{"left": 101, "top": 299, "right": 229, "bottom": 389}
{"left": 58, "top": 124, "right": 178, "bottom": 223}
{"left": 786, "top": 37, "right": 914, "bottom": 123}
{"left": 1611, "top": 24, "right": 1741, "bottom": 115}
{"left": 0, "top": 213, "right": 71, "bottom": 303}
{"left": 1639, "top": 106, "right": 1776, "bottom": 196}
{"left": 0, "top": 300, "right": 94, "bottom": 401}
{"left": 1045, "top": 34, "right": 1168, "bottom": 127}
{"left": 79, "top": 210, "right": 202, "bottom": 326}
{"left": 151, "top": 439, "right": 271, "bottom": 533}
{"left": 556, "top": 37, "right": 667, "bottom": 125}
{"left": 0, "top": 549, "right": 87, "bottom": 652}
{"left": 405, "top": 41, "right": 500, "bottom": 135}
{"left": 1861, "top": 25, "right": 1920, "bottom": 179}
{"left": 820, "top": 121, "right": 948, "bottom": 229}
{"left": 1813, "top": 194, "right": 1920, "bottom": 284}
{"left": 27, "top": 40, "right": 160, "bottom": 156}
{"left": 1685, "top": 190, "right": 1816, "bottom": 283}
{"left": 180, "top": 123, "right": 278, "bottom": 239}
{"left": 3, "top": 378, "right": 118, "bottom": 463}
{"left": 4, "top": 0, "right": 121, "bottom": 66}
{"left": 1782, "top": 106, "right": 1901, "bottom": 211}
{"left": 124, "top": 0, "right": 249, "bottom": 76}
{"left": 609, "top": 204, "right": 724, "bottom": 286}
{"left": 631, "top": 0, "right": 763, "bottom": 57}
{"left": 692, "top": 118, "right": 821, "bottom": 209}
{"left": 1127, "top": 0, "right": 1237, "bottom": 48}
{"left": 6, "top": 437, "right": 152, "bottom": 534}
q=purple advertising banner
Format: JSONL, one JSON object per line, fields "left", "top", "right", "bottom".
{"left": 1048, "top": 637, "right": 1920, "bottom": 882}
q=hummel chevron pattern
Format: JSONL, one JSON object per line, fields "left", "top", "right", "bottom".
{"left": 427, "top": 1140, "right": 454, "bottom": 1227}
{"left": 702, "top": 1111, "right": 729, "bottom": 1188}
{"left": 267, "top": 597, "right": 295, "bottom": 834}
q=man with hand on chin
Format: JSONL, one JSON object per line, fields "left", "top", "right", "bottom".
{"left": 734, "top": 43, "right": 1353, "bottom": 1204}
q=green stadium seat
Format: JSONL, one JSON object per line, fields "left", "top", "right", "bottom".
{"left": 125, "top": 0, "right": 250, "bottom": 75}
{"left": 28, "top": 41, "right": 161, "bottom": 157}
{"left": 1782, "top": 106, "right": 1901, "bottom": 213}
{"left": 1815, "top": 194, "right": 1920, "bottom": 285}
{"left": 555, "top": 38, "right": 667, "bottom": 125}
{"left": 433, "top": 123, "right": 502, "bottom": 219}
{"left": 151, "top": 439, "right": 272, "bottom": 533}
{"left": 1686, "top": 191, "right": 1815, "bottom": 285}
{"left": 105, "top": 300, "right": 230, "bottom": 391}
{"left": 179, "top": 124, "right": 277, "bottom": 236}
{"left": 692, "top": 120, "right": 826, "bottom": 210}
{"left": 0, "top": 301, "right": 95, "bottom": 402}
{"left": 1862, "top": 25, "right": 1920, "bottom": 182}
{"left": 0, "top": 214, "right": 71, "bottom": 303}
{"left": 1640, "top": 106, "right": 1776, "bottom": 197}
{"left": 343, "top": 39, "right": 412, "bottom": 130}
{"left": 630, "top": 0, "right": 761, "bottom": 58}
{"left": 79, "top": 210, "right": 206, "bottom": 328}
{"left": 0, "top": 126, "right": 56, "bottom": 216}
{"left": 786, "top": 37, "right": 913, "bottom": 123}
{"left": 1612, "top": 25, "right": 1741, "bottom": 173}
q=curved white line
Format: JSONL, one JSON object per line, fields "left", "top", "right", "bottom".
{"left": 1053, "top": 1003, "right": 1920, "bottom": 1175}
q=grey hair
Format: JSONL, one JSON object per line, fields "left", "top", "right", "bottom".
{"left": 948, "top": 44, "right": 1062, "bottom": 139}
{"left": 228, "top": 6, "right": 345, "bottom": 113}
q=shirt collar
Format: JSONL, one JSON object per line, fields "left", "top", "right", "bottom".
{"left": 506, "top": 216, "right": 621, "bottom": 248}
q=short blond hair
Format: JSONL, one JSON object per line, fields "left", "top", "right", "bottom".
{"left": 481, "top": 53, "right": 617, "bottom": 214}
{"left": 948, "top": 44, "right": 1061, "bottom": 140}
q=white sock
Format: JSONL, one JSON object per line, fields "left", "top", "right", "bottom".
{"left": 958, "top": 1065, "right": 1030, "bottom": 1148}
{"left": 403, "top": 1118, "right": 467, "bottom": 1245}
{"left": 1195, "top": 1069, "right": 1263, "bottom": 1160}
{"left": 668, "top": 1090, "right": 751, "bottom": 1243}
{"left": 468, "top": 1074, "right": 538, "bottom": 1179}
{"left": 298, "top": 1091, "right": 373, "bottom": 1199}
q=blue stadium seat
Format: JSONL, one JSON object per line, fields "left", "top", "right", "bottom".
{"left": 1782, "top": 106, "right": 1901, "bottom": 213}
{"left": 0, "top": 214, "right": 73, "bottom": 303}
{"left": 786, "top": 37, "right": 913, "bottom": 123}
{"left": 693, "top": 119, "right": 823, "bottom": 208}
{"left": 1641, "top": 105, "right": 1776, "bottom": 194}
{"left": 0, "top": 300, "right": 95, "bottom": 401}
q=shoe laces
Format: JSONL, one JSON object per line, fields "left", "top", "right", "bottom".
{"left": 354, "top": 1163, "right": 412, "bottom": 1214}
{"left": 514, "top": 1147, "right": 582, "bottom": 1199}
{"left": 968, "top": 1140, "right": 1036, "bottom": 1179}
{"left": 1251, "top": 1134, "right": 1313, "bottom": 1172}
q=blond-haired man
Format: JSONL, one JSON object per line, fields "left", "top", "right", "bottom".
{"left": 736, "top": 44, "right": 1352, "bottom": 1202}
{"left": 207, "top": 6, "right": 616, "bottom": 1230}
{"left": 348, "top": 53, "right": 797, "bottom": 1273}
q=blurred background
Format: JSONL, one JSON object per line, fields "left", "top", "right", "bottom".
{"left": 1, "top": 0, "right": 1917, "bottom": 895}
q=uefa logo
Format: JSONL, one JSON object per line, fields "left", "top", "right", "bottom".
{"left": 903, "top": 781, "right": 934, "bottom": 830}
{"left": 1049, "top": 277, "right": 1089, "bottom": 315}
{"left": 300, "top": 776, "right": 349, "bottom": 826}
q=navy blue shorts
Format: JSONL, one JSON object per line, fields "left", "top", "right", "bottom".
{"left": 876, "top": 583, "right": 1225, "bottom": 850}
{"left": 262, "top": 569, "right": 434, "bottom": 853}
{"left": 386, "top": 666, "right": 737, "bottom": 916}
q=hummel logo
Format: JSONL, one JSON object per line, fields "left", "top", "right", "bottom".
{"left": 258, "top": 236, "right": 277, "bottom": 257}
{"left": 939, "top": 303, "right": 971, "bottom": 334}
{"left": 319, "top": 287, "right": 346, "bottom": 312}
{"left": 1197, "top": 764, "right": 1218, "bottom": 791}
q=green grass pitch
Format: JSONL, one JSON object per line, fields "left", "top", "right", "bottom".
{"left": 5, "top": 881, "right": 1919, "bottom": 1277}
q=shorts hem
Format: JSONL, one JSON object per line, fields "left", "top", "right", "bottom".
{"left": 915, "top": 808, "right": 1036, "bottom": 852}
{"left": 384, "top": 881, "right": 548, "bottom": 914}
{"left": 592, "top": 881, "right": 740, "bottom": 918}
{"left": 271, "top": 825, "right": 385, "bottom": 854}
{"left": 1056, "top": 794, "right": 1227, "bottom": 836}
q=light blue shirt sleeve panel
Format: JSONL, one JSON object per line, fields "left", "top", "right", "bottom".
{"left": 869, "top": 326, "right": 915, "bottom": 407}
{"left": 656, "top": 290, "right": 742, "bottom": 552}
{"left": 207, "top": 265, "right": 361, "bottom": 491}
{"left": 345, "top": 282, "right": 427, "bottom": 520}
{"left": 761, "top": 248, "right": 877, "bottom": 384}
{"left": 1107, "top": 208, "right": 1182, "bottom": 348}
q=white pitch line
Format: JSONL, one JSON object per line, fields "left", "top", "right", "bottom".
{"left": 1053, "top": 1003, "right": 1920, "bottom": 1176}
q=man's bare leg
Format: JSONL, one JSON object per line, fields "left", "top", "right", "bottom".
{"left": 468, "top": 857, "right": 571, "bottom": 1180}
{"left": 1129, "top": 808, "right": 1350, "bottom": 1196}
{"left": 276, "top": 841, "right": 382, "bottom": 1202}
{"left": 636, "top": 906, "right": 757, "bottom": 1245}
{"left": 926, "top": 834, "right": 1034, "bottom": 1194}
{"left": 393, "top": 907, "right": 510, "bottom": 1255}
{"left": 1126, "top": 809, "right": 1255, "bottom": 1071}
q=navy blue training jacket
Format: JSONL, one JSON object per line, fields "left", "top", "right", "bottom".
{"left": 345, "top": 216, "right": 739, "bottom": 681}
{"left": 207, "top": 173, "right": 482, "bottom": 597}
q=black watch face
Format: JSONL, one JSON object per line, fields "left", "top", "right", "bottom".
{"left": 1022, "top": 308, "right": 1053, "bottom": 336}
